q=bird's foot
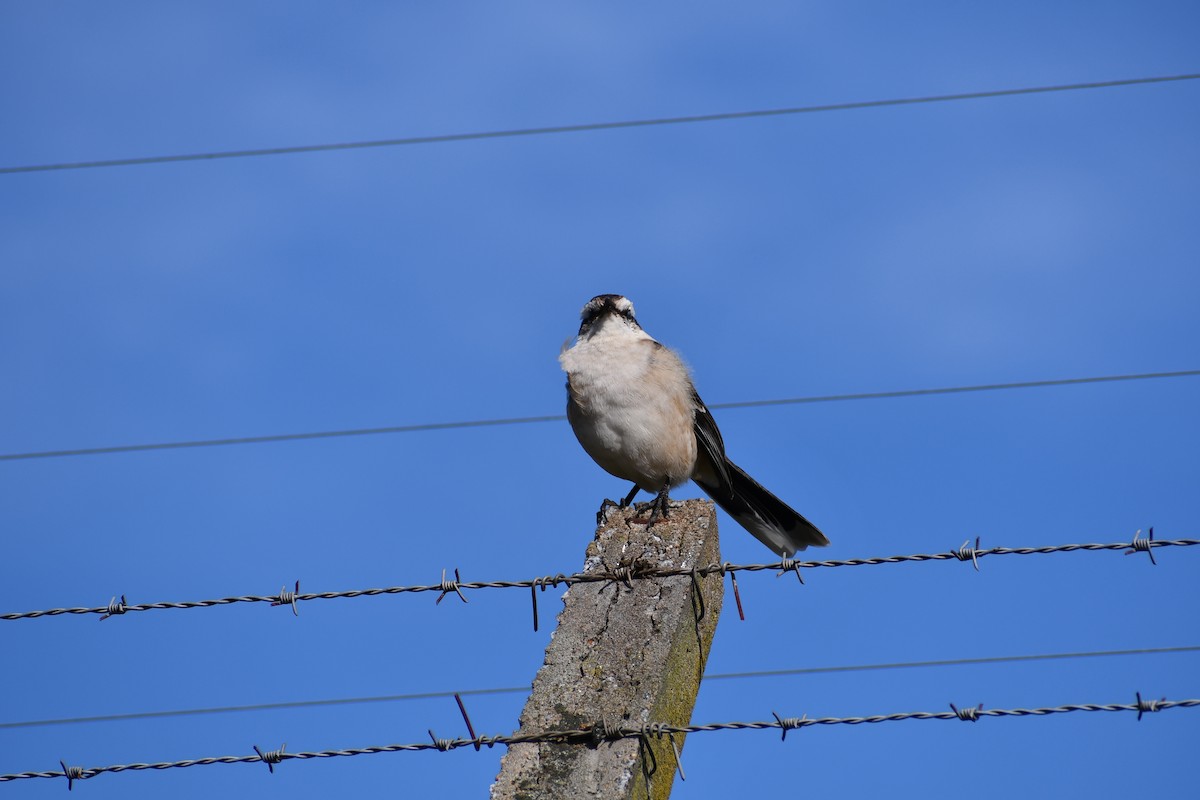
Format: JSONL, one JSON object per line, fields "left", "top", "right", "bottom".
{"left": 631, "top": 488, "right": 672, "bottom": 528}
{"left": 595, "top": 484, "right": 642, "bottom": 525}
{"left": 596, "top": 498, "right": 621, "bottom": 525}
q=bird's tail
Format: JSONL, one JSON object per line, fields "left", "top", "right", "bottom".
{"left": 696, "top": 460, "right": 829, "bottom": 558}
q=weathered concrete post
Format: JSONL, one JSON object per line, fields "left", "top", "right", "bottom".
{"left": 491, "top": 498, "right": 724, "bottom": 800}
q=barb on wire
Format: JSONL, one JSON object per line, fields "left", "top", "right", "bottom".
{"left": 4, "top": 695, "right": 1195, "bottom": 785}
{"left": 253, "top": 743, "right": 287, "bottom": 774}
{"left": 1135, "top": 691, "right": 1166, "bottom": 720}
{"left": 772, "top": 711, "right": 807, "bottom": 741}
{"left": 1126, "top": 528, "right": 1158, "bottom": 565}
{"left": 271, "top": 582, "right": 300, "bottom": 616}
{"left": 3, "top": 533, "right": 1196, "bottom": 622}
{"left": 427, "top": 730, "right": 455, "bottom": 752}
{"left": 58, "top": 760, "right": 83, "bottom": 791}
{"left": 950, "top": 702, "right": 984, "bottom": 722}
{"left": 954, "top": 537, "right": 982, "bottom": 571}
{"left": 98, "top": 595, "right": 126, "bottom": 622}
{"left": 435, "top": 568, "right": 468, "bottom": 605}
{"left": 776, "top": 558, "right": 805, "bottom": 584}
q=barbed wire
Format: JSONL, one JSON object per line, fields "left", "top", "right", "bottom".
{"left": 3, "top": 530, "right": 1194, "bottom": 625}
{"left": 2, "top": 693, "right": 1193, "bottom": 787}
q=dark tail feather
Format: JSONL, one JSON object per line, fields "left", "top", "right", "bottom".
{"left": 696, "top": 460, "right": 829, "bottom": 557}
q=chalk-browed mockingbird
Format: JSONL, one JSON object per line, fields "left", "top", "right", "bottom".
{"left": 559, "top": 294, "right": 829, "bottom": 557}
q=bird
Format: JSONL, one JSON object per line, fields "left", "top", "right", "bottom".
{"left": 559, "top": 294, "right": 829, "bottom": 557}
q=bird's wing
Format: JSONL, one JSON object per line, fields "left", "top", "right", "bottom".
{"left": 690, "top": 387, "right": 732, "bottom": 490}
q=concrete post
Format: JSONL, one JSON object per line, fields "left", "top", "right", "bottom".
{"left": 491, "top": 499, "right": 724, "bottom": 799}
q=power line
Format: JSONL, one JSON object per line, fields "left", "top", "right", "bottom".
{"left": 3, "top": 530, "right": 1193, "bottom": 622}
{"left": 4, "top": 645, "right": 1194, "bottom": 730}
{"left": 3, "top": 695, "right": 1193, "bottom": 786}
{"left": 2, "top": 368, "right": 1196, "bottom": 462}
{"left": 0, "top": 686, "right": 527, "bottom": 731}
{"left": 2, "top": 73, "right": 1197, "bottom": 175}
{"left": 701, "top": 644, "right": 1200, "bottom": 682}
{"left": 711, "top": 369, "right": 1200, "bottom": 409}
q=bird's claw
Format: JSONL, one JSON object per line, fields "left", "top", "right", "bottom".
{"left": 631, "top": 490, "right": 672, "bottom": 527}
{"left": 596, "top": 498, "right": 622, "bottom": 525}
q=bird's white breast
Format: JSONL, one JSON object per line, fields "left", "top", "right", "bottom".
{"left": 560, "top": 323, "right": 698, "bottom": 489}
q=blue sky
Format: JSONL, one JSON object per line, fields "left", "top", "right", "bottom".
{"left": 2, "top": 2, "right": 1198, "bottom": 797}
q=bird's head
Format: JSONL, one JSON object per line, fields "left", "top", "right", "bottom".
{"left": 577, "top": 294, "right": 640, "bottom": 337}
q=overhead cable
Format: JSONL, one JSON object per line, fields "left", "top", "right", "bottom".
{"left": 2, "top": 73, "right": 1197, "bottom": 175}
{"left": 4, "top": 645, "right": 1195, "bottom": 730}
{"left": 2, "top": 368, "right": 1196, "bottom": 462}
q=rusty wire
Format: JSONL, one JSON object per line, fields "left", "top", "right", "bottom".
{"left": 2, "top": 694, "right": 1194, "bottom": 786}
{"left": 2, "top": 531, "right": 1193, "bottom": 623}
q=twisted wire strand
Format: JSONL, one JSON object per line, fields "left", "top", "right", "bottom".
{"left": 4, "top": 697, "right": 1195, "bottom": 784}
{"left": 3, "top": 537, "right": 1195, "bottom": 621}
